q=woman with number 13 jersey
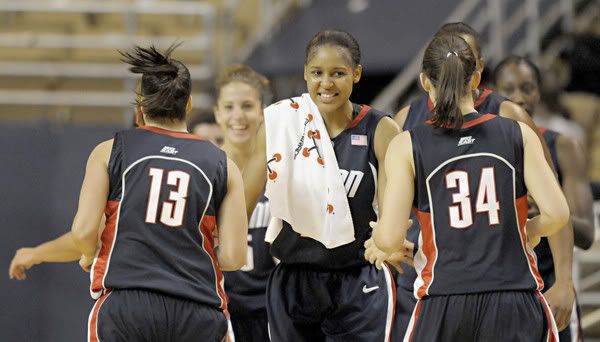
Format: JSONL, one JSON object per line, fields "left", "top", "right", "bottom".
{"left": 70, "top": 44, "right": 248, "bottom": 342}
{"left": 369, "top": 34, "right": 569, "bottom": 341}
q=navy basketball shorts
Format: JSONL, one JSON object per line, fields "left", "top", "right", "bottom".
{"left": 230, "top": 313, "right": 270, "bottom": 342}
{"left": 392, "top": 284, "right": 418, "bottom": 341}
{"left": 88, "top": 289, "right": 227, "bottom": 342}
{"left": 403, "top": 290, "right": 558, "bottom": 342}
{"left": 266, "top": 263, "right": 396, "bottom": 342}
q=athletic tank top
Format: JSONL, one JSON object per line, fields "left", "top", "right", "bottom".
{"left": 90, "top": 126, "right": 229, "bottom": 312}
{"left": 224, "top": 194, "right": 276, "bottom": 317}
{"left": 410, "top": 113, "right": 542, "bottom": 298}
{"left": 397, "top": 89, "right": 507, "bottom": 290}
{"left": 270, "top": 103, "right": 388, "bottom": 270}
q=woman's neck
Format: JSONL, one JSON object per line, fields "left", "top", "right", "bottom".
{"left": 144, "top": 118, "right": 188, "bottom": 133}
{"left": 222, "top": 138, "right": 255, "bottom": 170}
{"left": 459, "top": 103, "right": 477, "bottom": 115}
{"left": 320, "top": 101, "right": 354, "bottom": 136}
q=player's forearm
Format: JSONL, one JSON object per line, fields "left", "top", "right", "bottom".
{"left": 548, "top": 222, "right": 574, "bottom": 283}
{"left": 34, "top": 232, "right": 81, "bottom": 263}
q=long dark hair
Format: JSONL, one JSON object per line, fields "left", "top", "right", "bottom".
{"left": 436, "top": 22, "right": 482, "bottom": 59}
{"left": 422, "top": 34, "right": 477, "bottom": 129}
{"left": 120, "top": 42, "right": 192, "bottom": 122}
{"left": 305, "top": 30, "right": 361, "bottom": 67}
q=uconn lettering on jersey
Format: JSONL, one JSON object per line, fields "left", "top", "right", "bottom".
{"left": 340, "top": 169, "right": 364, "bottom": 198}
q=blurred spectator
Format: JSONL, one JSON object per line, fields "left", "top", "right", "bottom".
{"left": 559, "top": 33, "right": 600, "bottom": 181}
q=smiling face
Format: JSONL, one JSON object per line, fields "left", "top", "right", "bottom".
{"left": 214, "top": 81, "right": 263, "bottom": 145}
{"left": 304, "top": 44, "right": 361, "bottom": 116}
{"left": 495, "top": 63, "right": 540, "bottom": 115}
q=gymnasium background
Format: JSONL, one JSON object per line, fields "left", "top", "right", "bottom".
{"left": 0, "top": 0, "right": 598, "bottom": 340}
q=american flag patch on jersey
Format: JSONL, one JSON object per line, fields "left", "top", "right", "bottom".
{"left": 351, "top": 134, "right": 368, "bottom": 146}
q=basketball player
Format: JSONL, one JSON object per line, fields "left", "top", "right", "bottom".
{"left": 9, "top": 64, "right": 274, "bottom": 342}
{"left": 245, "top": 30, "right": 401, "bottom": 341}
{"left": 214, "top": 64, "right": 276, "bottom": 342}
{"left": 369, "top": 33, "right": 568, "bottom": 341}
{"left": 70, "top": 44, "right": 248, "bottom": 341}
{"left": 389, "top": 22, "right": 575, "bottom": 338}
{"left": 494, "top": 55, "right": 594, "bottom": 341}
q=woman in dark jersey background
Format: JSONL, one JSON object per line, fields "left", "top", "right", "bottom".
{"left": 213, "top": 64, "right": 276, "bottom": 342}
{"left": 494, "top": 55, "right": 595, "bottom": 341}
{"left": 370, "top": 33, "right": 568, "bottom": 342}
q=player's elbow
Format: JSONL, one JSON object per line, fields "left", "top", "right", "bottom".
{"left": 574, "top": 221, "right": 595, "bottom": 250}
{"left": 218, "top": 246, "right": 247, "bottom": 271}
{"left": 577, "top": 233, "right": 594, "bottom": 250}
{"left": 71, "top": 217, "right": 97, "bottom": 245}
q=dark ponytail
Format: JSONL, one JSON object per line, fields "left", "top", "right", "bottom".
{"left": 422, "top": 34, "right": 476, "bottom": 129}
{"left": 120, "top": 42, "right": 192, "bottom": 122}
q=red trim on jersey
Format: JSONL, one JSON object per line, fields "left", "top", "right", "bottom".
{"left": 139, "top": 125, "right": 206, "bottom": 140}
{"left": 473, "top": 88, "right": 492, "bottom": 108}
{"left": 346, "top": 105, "right": 371, "bottom": 129}
{"left": 461, "top": 114, "right": 496, "bottom": 128}
{"left": 425, "top": 114, "right": 495, "bottom": 129}
{"left": 90, "top": 201, "right": 120, "bottom": 297}
{"left": 414, "top": 208, "right": 436, "bottom": 298}
{"left": 383, "top": 264, "right": 397, "bottom": 342}
{"left": 515, "top": 195, "right": 544, "bottom": 289}
{"left": 88, "top": 290, "right": 111, "bottom": 342}
{"left": 406, "top": 299, "right": 423, "bottom": 342}
{"left": 536, "top": 291, "right": 559, "bottom": 342}
{"left": 426, "top": 88, "right": 493, "bottom": 112}
{"left": 427, "top": 97, "right": 434, "bottom": 112}
{"left": 199, "top": 215, "right": 229, "bottom": 318}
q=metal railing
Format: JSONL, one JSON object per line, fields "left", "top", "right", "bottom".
{"left": 371, "top": 0, "right": 584, "bottom": 113}
{"left": 0, "top": 0, "right": 218, "bottom": 111}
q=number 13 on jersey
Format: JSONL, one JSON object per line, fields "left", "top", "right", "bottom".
{"left": 145, "top": 168, "right": 191, "bottom": 227}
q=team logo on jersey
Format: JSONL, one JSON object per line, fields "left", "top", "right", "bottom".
{"left": 340, "top": 169, "right": 364, "bottom": 198}
{"left": 160, "top": 146, "right": 179, "bottom": 155}
{"left": 457, "top": 136, "right": 476, "bottom": 146}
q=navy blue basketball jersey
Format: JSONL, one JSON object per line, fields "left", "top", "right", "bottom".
{"left": 397, "top": 89, "right": 506, "bottom": 290}
{"left": 403, "top": 88, "right": 505, "bottom": 131}
{"left": 270, "top": 104, "right": 387, "bottom": 269}
{"left": 90, "top": 126, "right": 229, "bottom": 311}
{"left": 410, "top": 113, "right": 543, "bottom": 298}
{"left": 224, "top": 194, "right": 276, "bottom": 317}
{"left": 534, "top": 128, "right": 564, "bottom": 289}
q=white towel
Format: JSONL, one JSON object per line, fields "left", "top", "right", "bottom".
{"left": 263, "top": 93, "right": 355, "bottom": 249}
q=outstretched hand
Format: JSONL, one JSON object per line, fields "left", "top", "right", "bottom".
{"left": 8, "top": 248, "right": 39, "bottom": 280}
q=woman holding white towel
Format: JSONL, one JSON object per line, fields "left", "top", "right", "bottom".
{"left": 252, "top": 30, "right": 401, "bottom": 341}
